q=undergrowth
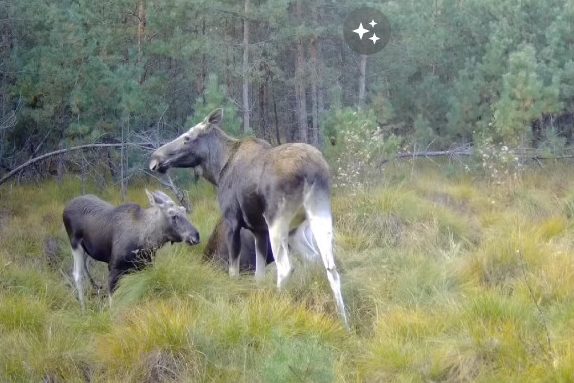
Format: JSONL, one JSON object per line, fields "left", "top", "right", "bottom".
{"left": 1, "top": 162, "right": 574, "bottom": 381}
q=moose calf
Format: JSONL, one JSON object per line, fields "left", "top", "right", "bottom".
{"left": 204, "top": 217, "right": 320, "bottom": 272}
{"left": 63, "top": 190, "right": 200, "bottom": 309}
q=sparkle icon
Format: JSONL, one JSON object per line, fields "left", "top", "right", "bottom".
{"left": 344, "top": 7, "right": 391, "bottom": 55}
{"left": 353, "top": 23, "right": 369, "bottom": 40}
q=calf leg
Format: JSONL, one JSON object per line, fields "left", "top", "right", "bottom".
{"left": 108, "top": 267, "right": 127, "bottom": 296}
{"left": 289, "top": 220, "right": 320, "bottom": 262}
{"left": 83, "top": 257, "right": 103, "bottom": 294}
{"left": 71, "top": 246, "right": 87, "bottom": 310}
{"left": 225, "top": 221, "right": 242, "bottom": 278}
{"left": 253, "top": 231, "right": 269, "bottom": 282}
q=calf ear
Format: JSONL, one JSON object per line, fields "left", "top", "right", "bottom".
{"left": 205, "top": 108, "right": 223, "bottom": 126}
{"left": 145, "top": 189, "right": 156, "bottom": 206}
{"left": 152, "top": 190, "right": 173, "bottom": 206}
{"left": 146, "top": 189, "right": 170, "bottom": 207}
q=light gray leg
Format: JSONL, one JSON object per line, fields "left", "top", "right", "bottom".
{"left": 289, "top": 220, "right": 320, "bottom": 262}
{"left": 268, "top": 217, "right": 292, "bottom": 290}
{"left": 72, "top": 247, "right": 86, "bottom": 310}
{"left": 306, "top": 204, "right": 349, "bottom": 329}
{"left": 229, "top": 257, "right": 240, "bottom": 278}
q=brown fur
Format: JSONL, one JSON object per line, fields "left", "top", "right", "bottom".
{"left": 150, "top": 109, "right": 348, "bottom": 327}
{"left": 63, "top": 192, "right": 200, "bottom": 299}
{"left": 203, "top": 217, "right": 273, "bottom": 271}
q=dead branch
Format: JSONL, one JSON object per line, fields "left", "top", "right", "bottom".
{"left": 0, "top": 143, "right": 125, "bottom": 186}
{"left": 380, "top": 146, "right": 574, "bottom": 166}
{"left": 0, "top": 141, "right": 162, "bottom": 187}
{"left": 380, "top": 146, "right": 473, "bottom": 165}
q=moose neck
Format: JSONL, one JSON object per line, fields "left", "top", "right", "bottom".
{"left": 200, "top": 128, "right": 238, "bottom": 186}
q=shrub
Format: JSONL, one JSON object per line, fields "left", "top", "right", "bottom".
{"left": 323, "top": 108, "right": 402, "bottom": 189}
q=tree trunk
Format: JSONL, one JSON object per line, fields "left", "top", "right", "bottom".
{"left": 309, "top": 35, "right": 319, "bottom": 147}
{"left": 259, "top": 68, "right": 268, "bottom": 140}
{"left": 225, "top": 18, "right": 232, "bottom": 91}
{"left": 197, "top": 17, "right": 207, "bottom": 103}
{"left": 242, "top": 0, "right": 251, "bottom": 134}
{"left": 308, "top": 3, "right": 323, "bottom": 147}
{"left": 358, "top": 54, "right": 367, "bottom": 110}
{"left": 271, "top": 80, "right": 281, "bottom": 145}
{"left": 316, "top": 10, "right": 325, "bottom": 147}
{"left": 137, "top": 0, "right": 146, "bottom": 64}
{"left": 294, "top": 0, "right": 307, "bottom": 143}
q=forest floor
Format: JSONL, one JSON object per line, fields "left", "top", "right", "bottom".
{"left": 1, "top": 162, "right": 574, "bottom": 382}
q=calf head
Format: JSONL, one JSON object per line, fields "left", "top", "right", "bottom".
{"left": 149, "top": 108, "right": 223, "bottom": 173}
{"left": 146, "top": 190, "right": 200, "bottom": 246}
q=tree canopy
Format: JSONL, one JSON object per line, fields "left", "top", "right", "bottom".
{"left": 1, "top": 0, "right": 573, "bottom": 173}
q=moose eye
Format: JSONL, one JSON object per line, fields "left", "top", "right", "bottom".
{"left": 183, "top": 135, "right": 190, "bottom": 143}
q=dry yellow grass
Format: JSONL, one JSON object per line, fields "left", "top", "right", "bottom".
{"left": 1, "top": 162, "right": 574, "bottom": 381}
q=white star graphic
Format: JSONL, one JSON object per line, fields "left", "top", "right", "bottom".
{"left": 369, "top": 33, "right": 380, "bottom": 44}
{"left": 353, "top": 23, "right": 369, "bottom": 40}
{"left": 369, "top": 20, "right": 377, "bottom": 28}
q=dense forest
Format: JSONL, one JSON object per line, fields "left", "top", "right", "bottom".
{"left": 1, "top": 0, "right": 573, "bottom": 177}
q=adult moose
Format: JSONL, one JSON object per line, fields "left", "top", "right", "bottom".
{"left": 149, "top": 109, "right": 348, "bottom": 327}
{"left": 63, "top": 190, "right": 200, "bottom": 309}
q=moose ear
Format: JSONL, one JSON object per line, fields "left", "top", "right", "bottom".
{"left": 205, "top": 108, "right": 223, "bottom": 126}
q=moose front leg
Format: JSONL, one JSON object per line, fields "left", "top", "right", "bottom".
{"left": 225, "top": 221, "right": 242, "bottom": 278}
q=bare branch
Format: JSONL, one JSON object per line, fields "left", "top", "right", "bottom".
{"left": 0, "top": 143, "right": 127, "bottom": 186}
{"left": 380, "top": 146, "right": 473, "bottom": 166}
{"left": 380, "top": 146, "right": 574, "bottom": 166}
{"left": 144, "top": 170, "right": 191, "bottom": 213}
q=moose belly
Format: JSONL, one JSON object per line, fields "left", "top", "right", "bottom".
{"left": 81, "top": 240, "right": 111, "bottom": 263}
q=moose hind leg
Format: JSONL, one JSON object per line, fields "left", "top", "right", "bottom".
{"left": 306, "top": 204, "right": 349, "bottom": 329}
{"left": 269, "top": 216, "right": 292, "bottom": 290}
{"left": 71, "top": 246, "right": 87, "bottom": 310}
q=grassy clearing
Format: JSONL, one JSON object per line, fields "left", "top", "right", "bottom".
{"left": 2, "top": 162, "right": 574, "bottom": 381}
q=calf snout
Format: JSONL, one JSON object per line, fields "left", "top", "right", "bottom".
{"left": 185, "top": 230, "right": 200, "bottom": 245}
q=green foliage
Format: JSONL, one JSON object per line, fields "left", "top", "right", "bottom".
{"left": 3, "top": 0, "right": 574, "bottom": 176}
{"left": 323, "top": 108, "right": 402, "bottom": 188}
{"left": 447, "top": 62, "right": 487, "bottom": 143}
{"left": 494, "top": 45, "right": 561, "bottom": 145}
{"left": 413, "top": 114, "right": 435, "bottom": 147}
{"left": 188, "top": 74, "right": 242, "bottom": 137}
{"left": 539, "top": 127, "right": 567, "bottom": 156}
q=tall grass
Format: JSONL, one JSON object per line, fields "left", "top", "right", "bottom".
{"left": 2, "top": 162, "right": 574, "bottom": 381}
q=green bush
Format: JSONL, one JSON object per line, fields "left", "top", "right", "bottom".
{"left": 323, "top": 108, "right": 402, "bottom": 189}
